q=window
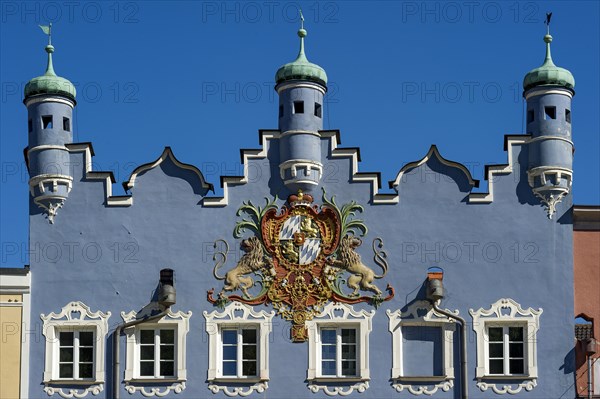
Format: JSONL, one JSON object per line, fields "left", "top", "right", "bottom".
{"left": 138, "top": 329, "right": 175, "bottom": 378}
{"left": 221, "top": 327, "right": 258, "bottom": 377}
{"left": 314, "top": 102, "right": 322, "bottom": 118}
{"left": 566, "top": 109, "right": 571, "bottom": 123}
{"left": 41, "top": 302, "right": 110, "bottom": 397}
{"left": 293, "top": 101, "right": 304, "bottom": 114}
{"left": 470, "top": 298, "right": 542, "bottom": 394}
{"left": 319, "top": 327, "right": 357, "bottom": 377}
{"left": 387, "top": 300, "right": 456, "bottom": 395}
{"left": 58, "top": 330, "right": 95, "bottom": 379}
{"left": 488, "top": 326, "right": 524, "bottom": 375}
{"left": 204, "top": 302, "right": 274, "bottom": 396}
{"left": 527, "top": 109, "right": 534, "bottom": 124}
{"left": 544, "top": 106, "right": 556, "bottom": 120}
{"left": 63, "top": 117, "right": 70, "bottom": 132}
{"left": 306, "top": 303, "right": 373, "bottom": 396}
{"left": 42, "top": 115, "right": 53, "bottom": 129}
{"left": 122, "top": 307, "right": 191, "bottom": 396}
{"left": 279, "top": 104, "right": 284, "bottom": 118}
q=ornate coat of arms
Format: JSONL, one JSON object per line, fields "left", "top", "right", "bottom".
{"left": 208, "top": 189, "right": 394, "bottom": 341}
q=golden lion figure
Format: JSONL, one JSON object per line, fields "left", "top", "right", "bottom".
{"left": 281, "top": 240, "right": 299, "bottom": 263}
{"left": 328, "top": 235, "right": 387, "bottom": 296}
{"left": 217, "top": 237, "right": 271, "bottom": 299}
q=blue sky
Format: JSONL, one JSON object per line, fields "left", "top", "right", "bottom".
{"left": 1, "top": 1, "right": 599, "bottom": 267}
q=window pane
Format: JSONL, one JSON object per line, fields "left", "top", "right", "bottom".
{"left": 140, "top": 330, "right": 154, "bottom": 344}
{"left": 510, "top": 342, "right": 524, "bottom": 358}
{"left": 222, "top": 361, "right": 236, "bottom": 376}
{"left": 160, "top": 345, "right": 174, "bottom": 360}
{"left": 321, "top": 344, "right": 336, "bottom": 360}
{"left": 222, "top": 330, "right": 237, "bottom": 345}
{"left": 342, "top": 344, "right": 356, "bottom": 360}
{"left": 160, "top": 361, "right": 174, "bottom": 376}
{"left": 140, "top": 346, "right": 154, "bottom": 360}
{"left": 79, "top": 347, "right": 94, "bottom": 362}
{"left": 321, "top": 329, "right": 336, "bottom": 344}
{"left": 59, "top": 364, "right": 73, "bottom": 378}
{"left": 510, "top": 359, "right": 524, "bottom": 374}
{"left": 60, "top": 348, "right": 73, "bottom": 362}
{"left": 79, "top": 332, "right": 93, "bottom": 346}
{"left": 242, "top": 360, "right": 257, "bottom": 376}
{"left": 242, "top": 345, "right": 256, "bottom": 360}
{"left": 60, "top": 332, "right": 74, "bottom": 347}
{"left": 223, "top": 346, "right": 237, "bottom": 361}
{"left": 342, "top": 360, "right": 357, "bottom": 376}
{"left": 341, "top": 329, "right": 356, "bottom": 344}
{"left": 79, "top": 363, "right": 93, "bottom": 378}
{"left": 160, "top": 329, "right": 175, "bottom": 344}
{"left": 509, "top": 327, "right": 523, "bottom": 341}
{"left": 489, "top": 359, "right": 504, "bottom": 374}
{"left": 489, "top": 343, "right": 504, "bottom": 358}
{"left": 321, "top": 360, "right": 336, "bottom": 376}
{"left": 140, "top": 361, "right": 154, "bottom": 376}
{"left": 488, "top": 327, "right": 503, "bottom": 342}
{"left": 242, "top": 329, "right": 257, "bottom": 344}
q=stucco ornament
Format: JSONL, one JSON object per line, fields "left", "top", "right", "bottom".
{"left": 208, "top": 188, "right": 394, "bottom": 341}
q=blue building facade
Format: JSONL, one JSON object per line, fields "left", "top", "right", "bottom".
{"left": 23, "top": 21, "right": 577, "bottom": 399}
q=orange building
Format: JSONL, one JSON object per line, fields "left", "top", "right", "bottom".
{"left": 574, "top": 205, "right": 600, "bottom": 398}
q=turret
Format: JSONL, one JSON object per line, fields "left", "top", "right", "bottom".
{"left": 24, "top": 24, "right": 76, "bottom": 223}
{"left": 275, "top": 13, "right": 327, "bottom": 192}
{"left": 523, "top": 16, "right": 575, "bottom": 219}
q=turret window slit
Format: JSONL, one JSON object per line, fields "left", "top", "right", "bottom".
{"left": 544, "top": 106, "right": 556, "bottom": 120}
{"left": 293, "top": 101, "right": 304, "bottom": 114}
{"left": 42, "top": 115, "right": 53, "bottom": 129}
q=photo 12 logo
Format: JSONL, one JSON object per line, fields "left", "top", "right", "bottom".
{"left": 1, "top": 2, "right": 140, "bottom": 24}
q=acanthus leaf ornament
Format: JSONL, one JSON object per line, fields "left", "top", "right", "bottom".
{"left": 208, "top": 189, "right": 394, "bottom": 341}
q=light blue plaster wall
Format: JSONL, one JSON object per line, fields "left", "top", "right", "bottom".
{"left": 28, "top": 128, "right": 574, "bottom": 399}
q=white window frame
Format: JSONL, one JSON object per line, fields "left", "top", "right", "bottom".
{"left": 41, "top": 301, "right": 111, "bottom": 398}
{"left": 305, "top": 303, "right": 373, "bottom": 396}
{"left": 56, "top": 329, "right": 96, "bottom": 380}
{"left": 470, "top": 298, "right": 542, "bottom": 394}
{"left": 387, "top": 300, "right": 456, "bottom": 395}
{"left": 136, "top": 327, "right": 177, "bottom": 379}
{"left": 317, "top": 325, "right": 360, "bottom": 378}
{"left": 219, "top": 326, "right": 260, "bottom": 379}
{"left": 122, "top": 307, "right": 191, "bottom": 396}
{"left": 204, "top": 302, "right": 274, "bottom": 397}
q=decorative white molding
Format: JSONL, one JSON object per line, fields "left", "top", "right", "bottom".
{"left": 275, "top": 81, "right": 326, "bottom": 94}
{"left": 203, "top": 302, "right": 274, "bottom": 395}
{"left": 124, "top": 382, "right": 186, "bottom": 397}
{"left": 389, "top": 145, "right": 478, "bottom": 190}
{"left": 124, "top": 147, "right": 213, "bottom": 194}
{"left": 208, "top": 381, "right": 268, "bottom": 397}
{"left": 468, "top": 135, "right": 530, "bottom": 203}
{"left": 305, "top": 303, "right": 373, "bottom": 395}
{"left": 24, "top": 95, "right": 76, "bottom": 108}
{"left": 393, "top": 380, "right": 453, "bottom": 395}
{"left": 121, "top": 308, "right": 191, "bottom": 385}
{"left": 44, "top": 385, "right": 103, "bottom": 398}
{"left": 524, "top": 87, "right": 573, "bottom": 100}
{"left": 387, "top": 300, "right": 457, "bottom": 395}
{"left": 528, "top": 166, "right": 573, "bottom": 219}
{"left": 476, "top": 379, "right": 537, "bottom": 394}
{"left": 40, "top": 302, "right": 111, "bottom": 397}
{"left": 66, "top": 143, "right": 133, "bottom": 206}
{"left": 469, "top": 298, "right": 542, "bottom": 393}
{"left": 279, "top": 159, "right": 324, "bottom": 180}
{"left": 308, "top": 381, "right": 369, "bottom": 396}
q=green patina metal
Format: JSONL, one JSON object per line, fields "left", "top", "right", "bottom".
{"left": 275, "top": 12, "right": 328, "bottom": 87}
{"left": 523, "top": 33, "right": 575, "bottom": 92}
{"left": 24, "top": 24, "right": 76, "bottom": 102}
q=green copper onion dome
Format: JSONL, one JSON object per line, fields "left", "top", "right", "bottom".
{"left": 24, "top": 43, "right": 76, "bottom": 102}
{"left": 523, "top": 34, "right": 575, "bottom": 92}
{"left": 275, "top": 24, "right": 328, "bottom": 87}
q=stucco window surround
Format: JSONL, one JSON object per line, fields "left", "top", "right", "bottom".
{"left": 306, "top": 302, "right": 374, "bottom": 396}
{"left": 121, "top": 308, "right": 191, "bottom": 396}
{"left": 203, "top": 302, "right": 275, "bottom": 397}
{"left": 387, "top": 300, "right": 456, "bottom": 395}
{"left": 41, "top": 301, "right": 111, "bottom": 398}
{"left": 469, "top": 298, "right": 543, "bottom": 394}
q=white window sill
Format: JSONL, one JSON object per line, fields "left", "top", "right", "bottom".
{"left": 394, "top": 376, "right": 453, "bottom": 382}
{"left": 479, "top": 375, "right": 534, "bottom": 380}
{"left": 309, "top": 377, "right": 369, "bottom": 383}
{"left": 210, "top": 377, "right": 268, "bottom": 383}
{"left": 45, "top": 379, "right": 103, "bottom": 385}
{"left": 125, "top": 377, "right": 186, "bottom": 383}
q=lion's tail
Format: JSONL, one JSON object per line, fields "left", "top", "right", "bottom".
{"left": 212, "top": 239, "right": 229, "bottom": 280}
{"left": 373, "top": 237, "right": 388, "bottom": 278}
